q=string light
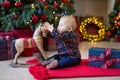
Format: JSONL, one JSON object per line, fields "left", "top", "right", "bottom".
{"left": 55, "top": 16, "right": 58, "bottom": 20}
{"left": 27, "top": 22, "right": 30, "bottom": 24}
{"left": 79, "top": 16, "right": 106, "bottom": 42}
{"left": 53, "top": 11, "right": 55, "bottom": 14}
{"left": 114, "top": 12, "right": 120, "bottom": 27}
{"left": 31, "top": 4, "right": 35, "bottom": 8}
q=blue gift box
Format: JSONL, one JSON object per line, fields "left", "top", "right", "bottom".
{"left": 88, "top": 47, "right": 120, "bottom": 69}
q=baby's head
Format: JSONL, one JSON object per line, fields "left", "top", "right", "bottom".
{"left": 57, "top": 16, "right": 77, "bottom": 33}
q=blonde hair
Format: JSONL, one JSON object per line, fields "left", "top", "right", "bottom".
{"left": 60, "top": 16, "right": 77, "bottom": 31}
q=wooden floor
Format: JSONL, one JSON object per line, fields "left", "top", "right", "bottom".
{"left": 0, "top": 41, "right": 120, "bottom": 80}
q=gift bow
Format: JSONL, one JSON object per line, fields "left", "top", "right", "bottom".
{"left": 89, "top": 48, "right": 120, "bottom": 69}
{"left": 102, "top": 48, "right": 112, "bottom": 69}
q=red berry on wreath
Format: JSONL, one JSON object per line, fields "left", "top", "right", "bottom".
{"left": 31, "top": 15, "right": 38, "bottom": 23}
{"left": 2, "top": 0, "right": 10, "bottom": 8}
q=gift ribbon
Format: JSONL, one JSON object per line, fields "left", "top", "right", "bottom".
{"left": 89, "top": 48, "right": 120, "bottom": 69}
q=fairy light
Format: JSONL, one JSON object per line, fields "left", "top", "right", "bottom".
{"left": 53, "top": 11, "right": 55, "bottom": 14}
{"left": 55, "top": 16, "right": 58, "bottom": 20}
{"left": 27, "top": 22, "right": 30, "bottom": 24}
{"left": 31, "top": 4, "right": 35, "bottom": 8}
{"left": 114, "top": 12, "right": 120, "bottom": 27}
{"left": 60, "top": 3, "right": 64, "bottom": 7}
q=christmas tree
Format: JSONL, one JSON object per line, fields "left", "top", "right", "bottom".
{"left": 107, "top": 0, "right": 120, "bottom": 40}
{"left": 0, "top": 0, "right": 75, "bottom": 31}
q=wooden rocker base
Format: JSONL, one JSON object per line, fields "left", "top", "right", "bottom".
{"left": 9, "top": 62, "right": 32, "bottom": 68}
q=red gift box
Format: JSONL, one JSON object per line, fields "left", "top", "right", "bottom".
{"left": 13, "top": 29, "right": 34, "bottom": 38}
{"left": 13, "top": 29, "right": 36, "bottom": 57}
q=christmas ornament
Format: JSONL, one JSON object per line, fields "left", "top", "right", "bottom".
{"left": 63, "top": 12, "right": 68, "bottom": 16}
{"left": 114, "top": 17, "right": 117, "bottom": 21}
{"left": 40, "top": 0, "right": 48, "bottom": 6}
{"left": 114, "top": 10, "right": 118, "bottom": 15}
{"left": 118, "top": 12, "right": 120, "bottom": 16}
{"left": 40, "top": 14, "right": 47, "bottom": 21}
{"left": 31, "top": 15, "right": 38, "bottom": 23}
{"left": 54, "top": 1, "right": 59, "bottom": 7}
{"left": 114, "top": 34, "right": 119, "bottom": 39}
{"left": 117, "top": 30, "right": 120, "bottom": 35}
{"left": 117, "top": 22, "right": 120, "bottom": 26}
{"left": 61, "top": 0, "right": 69, "bottom": 3}
{"left": 107, "top": 31, "right": 111, "bottom": 37}
{"left": 15, "top": 1, "right": 22, "bottom": 7}
{"left": 37, "top": 9, "right": 43, "bottom": 15}
{"left": 12, "top": 14, "right": 18, "bottom": 20}
{"left": 2, "top": 0, "right": 10, "bottom": 8}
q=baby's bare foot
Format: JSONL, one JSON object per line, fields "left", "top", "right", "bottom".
{"left": 46, "top": 60, "right": 58, "bottom": 69}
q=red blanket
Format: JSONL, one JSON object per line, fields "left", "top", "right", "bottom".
{"left": 27, "top": 58, "right": 120, "bottom": 80}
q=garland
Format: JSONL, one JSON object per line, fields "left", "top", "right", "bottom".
{"left": 79, "top": 16, "right": 106, "bottom": 42}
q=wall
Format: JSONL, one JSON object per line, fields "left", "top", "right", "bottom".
{"left": 107, "top": 0, "right": 115, "bottom": 27}
{"left": 74, "top": 0, "right": 114, "bottom": 27}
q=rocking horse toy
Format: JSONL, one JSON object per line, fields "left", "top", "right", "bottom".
{"left": 10, "top": 24, "right": 49, "bottom": 68}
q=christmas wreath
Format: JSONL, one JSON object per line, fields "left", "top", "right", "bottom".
{"left": 79, "top": 16, "right": 106, "bottom": 42}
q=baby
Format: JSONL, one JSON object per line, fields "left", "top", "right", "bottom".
{"left": 44, "top": 16, "right": 81, "bottom": 69}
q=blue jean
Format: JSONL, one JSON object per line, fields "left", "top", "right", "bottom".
{"left": 51, "top": 54, "right": 81, "bottom": 68}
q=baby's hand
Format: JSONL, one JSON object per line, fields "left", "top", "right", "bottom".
{"left": 44, "top": 22, "right": 54, "bottom": 32}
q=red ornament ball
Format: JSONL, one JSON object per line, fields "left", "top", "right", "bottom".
{"left": 117, "top": 22, "right": 120, "bottom": 27}
{"left": 40, "top": 14, "right": 47, "bottom": 21}
{"left": 107, "top": 31, "right": 111, "bottom": 37}
{"left": 31, "top": 15, "right": 38, "bottom": 23}
{"left": 54, "top": 2, "right": 59, "bottom": 7}
{"left": 114, "top": 17, "right": 117, "bottom": 21}
{"left": 2, "top": 0, "right": 10, "bottom": 8}
{"left": 61, "top": 0, "right": 69, "bottom": 3}
{"left": 15, "top": 2, "right": 22, "bottom": 7}
{"left": 114, "top": 34, "right": 119, "bottom": 39}
{"left": 118, "top": 12, "right": 120, "bottom": 16}
{"left": 12, "top": 14, "right": 18, "bottom": 20}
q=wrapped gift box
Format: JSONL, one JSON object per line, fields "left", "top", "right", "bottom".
{"left": 0, "top": 39, "right": 15, "bottom": 60}
{"left": 0, "top": 31, "right": 15, "bottom": 60}
{"left": 88, "top": 47, "right": 120, "bottom": 69}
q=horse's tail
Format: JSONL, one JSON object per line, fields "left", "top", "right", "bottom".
{"left": 11, "top": 39, "right": 17, "bottom": 58}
